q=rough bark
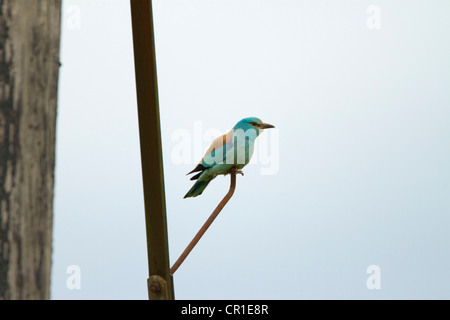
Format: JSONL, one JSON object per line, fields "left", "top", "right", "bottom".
{"left": 0, "top": 0, "right": 61, "bottom": 299}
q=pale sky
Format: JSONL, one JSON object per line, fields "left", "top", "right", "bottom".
{"left": 52, "top": 0, "right": 450, "bottom": 299}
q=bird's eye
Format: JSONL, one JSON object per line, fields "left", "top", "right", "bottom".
{"left": 249, "top": 122, "right": 257, "bottom": 126}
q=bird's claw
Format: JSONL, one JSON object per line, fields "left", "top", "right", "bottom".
{"left": 229, "top": 168, "right": 244, "bottom": 176}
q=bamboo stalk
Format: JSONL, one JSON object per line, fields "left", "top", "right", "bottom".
{"left": 130, "top": 0, "right": 174, "bottom": 299}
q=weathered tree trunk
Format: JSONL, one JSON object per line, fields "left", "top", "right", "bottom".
{"left": 0, "top": 0, "right": 61, "bottom": 299}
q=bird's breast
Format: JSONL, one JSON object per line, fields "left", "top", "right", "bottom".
{"left": 228, "top": 134, "right": 255, "bottom": 166}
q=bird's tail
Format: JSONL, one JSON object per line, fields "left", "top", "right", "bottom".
{"left": 184, "top": 178, "right": 212, "bottom": 198}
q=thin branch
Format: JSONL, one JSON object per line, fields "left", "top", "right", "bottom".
{"left": 170, "top": 171, "right": 237, "bottom": 275}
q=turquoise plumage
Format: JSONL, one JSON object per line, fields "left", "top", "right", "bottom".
{"left": 184, "top": 117, "right": 275, "bottom": 198}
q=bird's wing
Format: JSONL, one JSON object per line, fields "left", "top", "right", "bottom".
{"left": 201, "top": 130, "right": 233, "bottom": 167}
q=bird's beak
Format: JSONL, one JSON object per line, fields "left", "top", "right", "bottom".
{"left": 259, "top": 123, "right": 275, "bottom": 129}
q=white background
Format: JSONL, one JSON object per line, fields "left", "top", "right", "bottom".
{"left": 52, "top": 0, "right": 450, "bottom": 299}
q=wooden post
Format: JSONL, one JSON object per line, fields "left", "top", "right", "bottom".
{"left": 0, "top": 0, "right": 61, "bottom": 300}
{"left": 129, "top": 0, "right": 174, "bottom": 300}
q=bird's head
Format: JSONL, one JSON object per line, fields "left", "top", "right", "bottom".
{"left": 233, "top": 117, "right": 275, "bottom": 136}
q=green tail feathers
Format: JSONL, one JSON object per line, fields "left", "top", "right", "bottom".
{"left": 184, "top": 179, "right": 212, "bottom": 198}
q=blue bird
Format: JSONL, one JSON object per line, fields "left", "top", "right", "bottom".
{"left": 184, "top": 117, "right": 275, "bottom": 198}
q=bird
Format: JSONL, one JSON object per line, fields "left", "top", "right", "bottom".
{"left": 184, "top": 117, "right": 275, "bottom": 198}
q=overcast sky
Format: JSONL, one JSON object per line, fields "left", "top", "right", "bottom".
{"left": 51, "top": 0, "right": 450, "bottom": 299}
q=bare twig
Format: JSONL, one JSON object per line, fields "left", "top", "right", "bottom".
{"left": 170, "top": 170, "right": 238, "bottom": 275}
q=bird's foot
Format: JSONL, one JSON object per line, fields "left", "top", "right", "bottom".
{"left": 229, "top": 168, "right": 244, "bottom": 176}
